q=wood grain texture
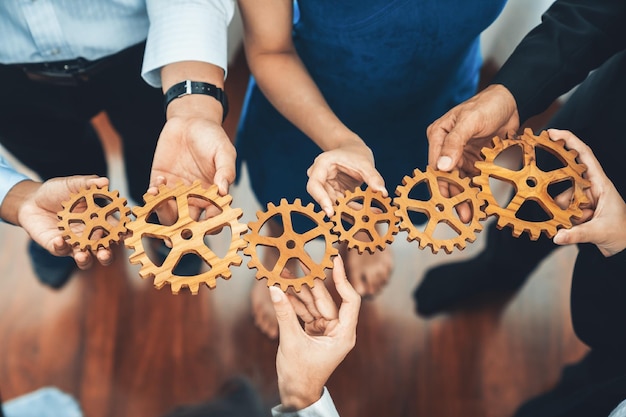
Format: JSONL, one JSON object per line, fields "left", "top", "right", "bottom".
{"left": 0, "top": 49, "right": 587, "bottom": 417}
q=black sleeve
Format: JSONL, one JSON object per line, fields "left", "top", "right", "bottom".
{"left": 490, "top": 0, "right": 626, "bottom": 123}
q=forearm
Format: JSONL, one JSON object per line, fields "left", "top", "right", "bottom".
{"left": 248, "top": 51, "right": 362, "bottom": 151}
{"left": 0, "top": 180, "right": 38, "bottom": 226}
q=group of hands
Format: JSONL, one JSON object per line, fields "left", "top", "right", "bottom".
{"left": 2, "top": 84, "right": 625, "bottom": 411}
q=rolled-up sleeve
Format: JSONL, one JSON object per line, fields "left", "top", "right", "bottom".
{"left": 142, "top": 0, "right": 235, "bottom": 87}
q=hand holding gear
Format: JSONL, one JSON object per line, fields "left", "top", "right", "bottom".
{"left": 473, "top": 128, "right": 590, "bottom": 240}
{"left": 57, "top": 185, "right": 130, "bottom": 252}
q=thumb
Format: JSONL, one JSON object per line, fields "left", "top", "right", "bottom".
{"left": 269, "top": 286, "right": 302, "bottom": 337}
{"left": 553, "top": 223, "right": 594, "bottom": 246}
{"left": 437, "top": 129, "right": 467, "bottom": 171}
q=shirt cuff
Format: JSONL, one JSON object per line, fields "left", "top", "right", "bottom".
{"left": 0, "top": 157, "right": 29, "bottom": 219}
{"left": 271, "top": 387, "right": 340, "bottom": 417}
{"left": 142, "top": 0, "right": 235, "bottom": 88}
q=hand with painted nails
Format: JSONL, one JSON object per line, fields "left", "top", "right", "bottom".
{"left": 549, "top": 129, "right": 626, "bottom": 257}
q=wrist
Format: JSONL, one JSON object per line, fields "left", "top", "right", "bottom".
{"left": 165, "top": 92, "right": 225, "bottom": 124}
{"left": 0, "top": 180, "right": 38, "bottom": 226}
{"left": 277, "top": 373, "right": 324, "bottom": 411}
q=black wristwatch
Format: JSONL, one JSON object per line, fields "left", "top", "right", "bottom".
{"left": 163, "top": 80, "right": 229, "bottom": 122}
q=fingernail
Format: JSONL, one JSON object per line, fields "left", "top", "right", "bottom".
{"left": 437, "top": 156, "right": 453, "bottom": 171}
{"left": 269, "top": 286, "right": 283, "bottom": 302}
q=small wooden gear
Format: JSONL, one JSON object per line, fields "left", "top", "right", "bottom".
{"left": 473, "top": 129, "right": 590, "bottom": 240}
{"left": 244, "top": 198, "right": 338, "bottom": 292}
{"left": 124, "top": 181, "right": 248, "bottom": 294}
{"left": 331, "top": 187, "right": 399, "bottom": 254}
{"left": 394, "top": 166, "right": 486, "bottom": 254}
{"left": 57, "top": 185, "right": 130, "bottom": 252}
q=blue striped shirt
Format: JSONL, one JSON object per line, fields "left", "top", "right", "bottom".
{"left": 0, "top": 155, "right": 29, "bottom": 216}
{"left": 0, "top": 0, "right": 235, "bottom": 86}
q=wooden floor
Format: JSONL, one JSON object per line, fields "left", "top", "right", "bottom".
{"left": 0, "top": 52, "right": 587, "bottom": 417}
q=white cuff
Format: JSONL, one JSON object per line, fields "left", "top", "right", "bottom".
{"left": 142, "top": 0, "right": 235, "bottom": 87}
{"left": 272, "top": 387, "right": 340, "bottom": 417}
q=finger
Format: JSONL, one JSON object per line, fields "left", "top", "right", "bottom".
{"left": 427, "top": 119, "right": 452, "bottom": 167}
{"left": 437, "top": 129, "right": 468, "bottom": 171}
{"left": 554, "top": 187, "right": 575, "bottom": 210}
{"left": 548, "top": 129, "right": 606, "bottom": 181}
{"left": 332, "top": 255, "right": 361, "bottom": 328}
{"left": 293, "top": 285, "right": 322, "bottom": 319}
{"left": 64, "top": 175, "right": 109, "bottom": 194}
{"left": 553, "top": 222, "right": 596, "bottom": 246}
{"left": 213, "top": 149, "right": 237, "bottom": 196}
{"left": 269, "top": 286, "right": 304, "bottom": 338}
{"left": 96, "top": 247, "right": 114, "bottom": 266}
{"left": 287, "top": 293, "right": 316, "bottom": 324}
{"left": 310, "top": 278, "right": 339, "bottom": 320}
{"left": 306, "top": 176, "right": 334, "bottom": 217}
{"left": 360, "top": 167, "right": 387, "bottom": 197}
{"left": 73, "top": 249, "right": 94, "bottom": 270}
{"left": 51, "top": 236, "right": 73, "bottom": 257}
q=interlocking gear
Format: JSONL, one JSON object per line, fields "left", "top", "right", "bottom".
{"left": 244, "top": 198, "right": 338, "bottom": 292}
{"left": 331, "top": 187, "right": 399, "bottom": 254}
{"left": 473, "top": 129, "right": 590, "bottom": 240}
{"left": 394, "top": 166, "right": 486, "bottom": 254}
{"left": 57, "top": 185, "right": 130, "bottom": 252}
{"left": 125, "top": 181, "right": 248, "bottom": 294}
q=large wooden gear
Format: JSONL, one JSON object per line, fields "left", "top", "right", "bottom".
{"left": 244, "top": 198, "right": 338, "bottom": 292}
{"left": 394, "top": 166, "right": 486, "bottom": 254}
{"left": 474, "top": 129, "right": 590, "bottom": 240}
{"left": 57, "top": 185, "right": 130, "bottom": 252}
{"left": 124, "top": 181, "right": 248, "bottom": 294}
{"left": 331, "top": 187, "right": 399, "bottom": 254}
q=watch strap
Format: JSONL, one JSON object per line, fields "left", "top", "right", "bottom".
{"left": 163, "top": 80, "right": 229, "bottom": 122}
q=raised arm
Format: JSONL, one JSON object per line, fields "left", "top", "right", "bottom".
{"left": 238, "top": 0, "right": 386, "bottom": 215}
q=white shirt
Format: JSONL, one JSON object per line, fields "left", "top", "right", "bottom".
{"left": 0, "top": 0, "right": 235, "bottom": 87}
{"left": 0, "top": 155, "right": 29, "bottom": 217}
{"left": 272, "top": 387, "right": 340, "bottom": 417}
{"left": 610, "top": 399, "right": 626, "bottom": 417}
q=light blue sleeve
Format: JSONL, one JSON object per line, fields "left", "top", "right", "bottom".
{"left": 609, "top": 399, "right": 626, "bottom": 417}
{"left": 3, "top": 387, "right": 83, "bottom": 417}
{"left": 0, "top": 154, "right": 29, "bottom": 212}
{"left": 271, "top": 387, "right": 340, "bottom": 417}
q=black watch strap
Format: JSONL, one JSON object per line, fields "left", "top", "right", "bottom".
{"left": 163, "top": 80, "right": 229, "bottom": 122}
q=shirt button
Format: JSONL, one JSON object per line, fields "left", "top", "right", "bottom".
{"left": 50, "top": 48, "right": 60, "bottom": 55}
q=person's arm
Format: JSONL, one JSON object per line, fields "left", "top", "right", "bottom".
{"left": 142, "top": 0, "right": 237, "bottom": 198}
{"left": 550, "top": 129, "right": 626, "bottom": 257}
{"left": 237, "top": 0, "right": 386, "bottom": 216}
{"left": 0, "top": 156, "right": 113, "bottom": 268}
{"left": 269, "top": 255, "right": 360, "bottom": 416}
{"left": 428, "top": 0, "right": 626, "bottom": 175}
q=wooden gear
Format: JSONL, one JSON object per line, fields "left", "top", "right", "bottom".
{"left": 473, "top": 129, "right": 590, "bottom": 240}
{"left": 244, "top": 198, "right": 338, "bottom": 292}
{"left": 331, "top": 187, "right": 399, "bottom": 254}
{"left": 124, "top": 181, "right": 248, "bottom": 294}
{"left": 57, "top": 185, "right": 130, "bottom": 252}
{"left": 394, "top": 166, "right": 486, "bottom": 254}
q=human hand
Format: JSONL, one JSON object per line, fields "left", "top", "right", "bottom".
{"left": 270, "top": 255, "right": 361, "bottom": 410}
{"left": 307, "top": 137, "right": 387, "bottom": 217}
{"left": 12, "top": 176, "right": 114, "bottom": 269}
{"left": 426, "top": 84, "right": 520, "bottom": 220}
{"left": 550, "top": 129, "right": 626, "bottom": 257}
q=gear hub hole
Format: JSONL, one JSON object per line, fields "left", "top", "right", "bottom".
{"left": 435, "top": 203, "right": 445, "bottom": 212}
{"left": 361, "top": 215, "right": 370, "bottom": 222}
{"left": 286, "top": 239, "right": 296, "bottom": 249}
{"left": 181, "top": 229, "right": 193, "bottom": 240}
{"left": 526, "top": 177, "right": 537, "bottom": 188}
